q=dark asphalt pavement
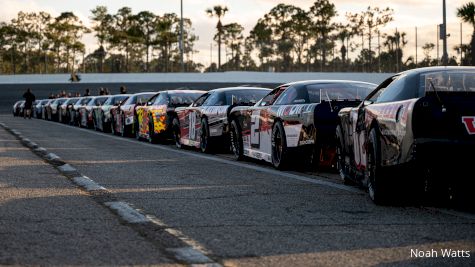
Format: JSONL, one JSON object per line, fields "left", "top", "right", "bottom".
{"left": 1, "top": 114, "right": 474, "bottom": 267}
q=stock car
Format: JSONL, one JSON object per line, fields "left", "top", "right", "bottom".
{"left": 34, "top": 100, "right": 49, "bottom": 119}
{"left": 228, "top": 81, "right": 375, "bottom": 169}
{"left": 58, "top": 98, "right": 80, "bottom": 123}
{"left": 336, "top": 67, "right": 475, "bottom": 204}
{"left": 112, "top": 92, "right": 156, "bottom": 137}
{"left": 13, "top": 100, "right": 25, "bottom": 116}
{"left": 41, "top": 99, "right": 54, "bottom": 120}
{"left": 71, "top": 97, "right": 92, "bottom": 125}
{"left": 175, "top": 87, "right": 271, "bottom": 152}
{"left": 92, "top": 94, "right": 130, "bottom": 132}
{"left": 46, "top": 98, "right": 67, "bottom": 121}
{"left": 78, "top": 96, "right": 109, "bottom": 128}
{"left": 135, "top": 90, "right": 205, "bottom": 143}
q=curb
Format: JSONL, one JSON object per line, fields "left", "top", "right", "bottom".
{"left": 0, "top": 121, "right": 223, "bottom": 266}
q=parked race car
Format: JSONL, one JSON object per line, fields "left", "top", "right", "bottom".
{"left": 41, "top": 99, "right": 54, "bottom": 120}
{"left": 46, "top": 98, "right": 67, "bottom": 121}
{"left": 92, "top": 94, "right": 130, "bottom": 132}
{"left": 34, "top": 100, "right": 49, "bottom": 119}
{"left": 58, "top": 98, "right": 80, "bottom": 124}
{"left": 13, "top": 100, "right": 25, "bottom": 116}
{"left": 71, "top": 97, "right": 92, "bottom": 125}
{"left": 112, "top": 92, "right": 156, "bottom": 137}
{"left": 78, "top": 96, "right": 108, "bottom": 128}
{"left": 228, "top": 81, "right": 375, "bottom": 169}
{"left": 336, "top": 66, "right": 475, "bottom": 204}
{"left": 175, "top": 87, "right": 271, "bottom": 152}
{"left": 135, "top": 90, "right": 205, "bottom": 143}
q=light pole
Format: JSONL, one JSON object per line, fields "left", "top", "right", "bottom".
{"left": 441, "top": 0, "right": 448, "bottom": 66}
{"left": 180, "top": 0, "right": 185, "bottom": 72}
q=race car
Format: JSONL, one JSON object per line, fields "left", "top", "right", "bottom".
{"left": 13, "top": 100, "right": 25, "bottom": 116}
{"left": 41, "top": 99, "right": 54, "bottom": 120}
{"left": 112, "top": 92, "right": 156, "bottom": 137}
{"left": 336, "top": 66, "right": 475, "bottom": 204}
{"left": 71, "top": 97, "right": 92, "bottom": 126}
{"left": 92, "top": 94, "right": 130, "bottom": 132}
{"left": 34, "top": 99, "right": 49, "bottom": 119}
{"left": 135, "top": 90, "right": 205, "bottom": 143}
{"left": 46, "top": 98, "right": 68, "bottom": 121}
{"left": 58, "top": 98, "right": 80, "bottom": 124}
{"left": 175, "top": 87, "right": 271, "bottom": 152}
{"left": 78, "top": 96, "right": 108, "bottom": 128}
{"left": 228, "top": 81, "right": 375, "bottom": 169}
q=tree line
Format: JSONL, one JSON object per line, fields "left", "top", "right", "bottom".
{"left": 0, "top": 1, "right": 473, "bottom": 75}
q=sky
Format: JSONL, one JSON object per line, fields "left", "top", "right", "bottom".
{"left": 0, "top": 0, "right": 471, "bottom": 66}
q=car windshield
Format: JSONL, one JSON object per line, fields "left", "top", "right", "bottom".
{"left": 169, "top": 92, "right": 203, "bottom": 106}
{"left": 421, "top": 71, "right": 475, "bottom": 92}
{"left": 80, "top": 98, "right": 91, "bottom": 105}
{"left": 135, "top": 93, "right": 155, "bottom": 105}
{"left": 113, "top": 95, "right": 129, "bottom": 105}
{"left": 225, "top": 89, "right": 270, "bottom": 105}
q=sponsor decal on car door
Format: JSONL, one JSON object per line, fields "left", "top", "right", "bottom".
{"left": 462, "top": 116, "right": 475, "bottom": 135}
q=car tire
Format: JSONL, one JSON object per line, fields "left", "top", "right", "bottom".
{"left": 335, "top": 125, "right": 352, "bottom": 185}
{"left": 271, "top": 121, "right": 289, "bottom": 170}
{"left": 148, "top": 115, "right": 158, "bottom": 144}
{"left": 200, "top": 117, "right": 211, "bottom": 153}
{"left": 229, "top": 119, "right": 244, "bottom": 161}
{"left": 172, "top": 117, "right": 182, "bottom": 149}
{"left": 121, "top": 114, "right": 128, "bottom": 137}
{"left": 367, "top": 128, "right": 388, "bottom": 204}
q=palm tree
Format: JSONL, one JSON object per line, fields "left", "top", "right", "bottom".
{"left": 206, "top": 5, "right": 228, "bottom": 71}
{"left": 457, "top": 2, "right": 475, "bottom": 65}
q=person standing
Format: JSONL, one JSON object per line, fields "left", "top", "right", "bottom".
{"left": 22, "top": 88, "right": 35, "bottom": 119}
{"left": 120, "top": 86, "right": 127, "bottom": 94}
{"left": 84, "top": 88, "right": 91, "bottom": 96}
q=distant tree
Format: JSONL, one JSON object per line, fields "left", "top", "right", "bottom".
{"left": 90, "top": 6, "right": 112, "bottom": 72}
{"left": 457, "top": 2, "right": 475, "bottom": 65}
{"left": 135, "top": 11, "right": 158, "bottom": 72}
{"left": 309, "top": 0, "right": 338, "bottom": 70}
{"left": 220, "top": 22, "right": 244, "bottom": 70}
{"left": 206, "top": 5, "right": 228, "bottom": 71}
{"left": 248, "top": 19, "right": 273, "bottom": 69}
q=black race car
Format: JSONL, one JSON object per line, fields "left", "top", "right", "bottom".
{"left": 336, "top": 66, "right": 475, "bottom": 204}
{"left": 228, "top": 81, "right": 375, "bottom": 169}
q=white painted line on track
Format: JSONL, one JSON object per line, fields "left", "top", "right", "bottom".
{"left": 58, "top": 164, "right": 77, "bottom": 173}
{"left": 40, "top": 120, "right": 361, "bottom": 194}
{"left": 72, "top": 176, "right": 107, "bottom": 191}
{"left": 104, "top": 201, "right": 151, "bottom": 224}
{"left": 167, "top": 247, "right": 215, "bottom": 264}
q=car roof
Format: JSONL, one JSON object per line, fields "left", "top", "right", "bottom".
{"left": 398, "top": 66, "right": 475, "bottom": 76}
{"left": 208, "top": 87, "right": 271, "bottom": 93}
{"left": 281, "top": 80, "right": 378, "bottom": 87}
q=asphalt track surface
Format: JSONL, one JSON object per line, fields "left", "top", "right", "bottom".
{"left": 1, "top": 114, "right": 474, "bottom": 266}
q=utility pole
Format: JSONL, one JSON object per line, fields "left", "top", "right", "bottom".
{"left": 378, "top": 31, "right": 381, "bottom": 72}
{"left": 210, "top": 43, "right": 213, "bottom": 71}
{"left": 180, "top": 0, "right": 185, "bottom": 72}
{"left": 441, "top": 0, "right": 448, "bottom": 66}
{"left": 460, "top": 23, "right": 463, "bottom": 65}
{"left": 437, "top": 25, "right": 440, "bottom": 65}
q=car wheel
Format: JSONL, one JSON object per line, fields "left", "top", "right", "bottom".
{"left": 172, "top": 117, "right": 182, "bottom": 149}
{"left": 335, "top": 125, "right": 352, "bottom": 184}
{"left": 367, "top": 128, "right": 388, "bottom": 204}
{"left": 121, "top": 114, "right": 128, "bottom": 137}
{"left": 135, "top": 117, "right": 141, "bottom": 140}
{"left": 271, "top": 121, "right": 289, "bottom": 170}
{"left": 148, "top": 115, "right": 158, "bottom": 144}
{"left": 229, "top": 119, "right": 244, "bottom": 160}
{"left": 200, "top": 118, "right": 211, "bottom": 153}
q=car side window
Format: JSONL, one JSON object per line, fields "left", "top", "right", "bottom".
{"left": 153, "top": 93, "right": 168, "bottom": 105}
{"left": 375, "top": 75, "right": 414, "bottom": 103}
{"left": 202, "top": 92, "right": 225, "bottom": 106}
{"left": 259, "top": 87, "right": 287, "bottom": 106}
{"left": 193, "top": 94, "right": 209, "bottom": 107}
{"left": 274, "top": 86, "right": 308, "bottom": 105}
{"left": 147, "top": 95, "right": 158, "bottom": 105}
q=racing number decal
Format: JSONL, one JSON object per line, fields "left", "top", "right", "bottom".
{"left": 189, "top": 111, "right": 197, "bottom": 140}
{"left": 462, "top": 116, "right": 475, "bottom": 135}
{"left": 250, "top": 110, "right": 261, "bottom": 147}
